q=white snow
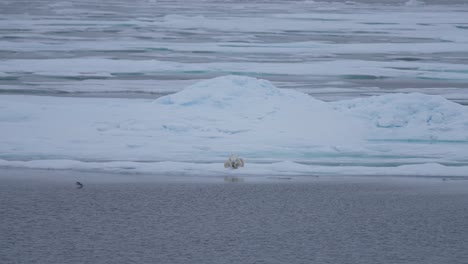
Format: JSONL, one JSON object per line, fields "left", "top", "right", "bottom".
{"left": 1, "top": 160, "right": 467, "bottom": 178}
{"left": 405, "top": 0, "right": 425, "bottom": 7}
{"left": 332, "top": 93, "right": 468, "bottom": 141}
{"left": 1, "top": 75, "right": 467, "bottom": 177}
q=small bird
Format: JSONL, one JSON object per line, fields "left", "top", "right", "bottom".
{"left": 76, "top": 181, "right": 83, "bottom": 189}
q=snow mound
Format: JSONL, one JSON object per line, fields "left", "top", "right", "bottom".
{"left": 155, "top": 75, "right": 364, "bottom": 145}
{"left": 333, "top": 93, "right": 468, "bottom": 141}
{"left": 404, "top": 0, "right": 425, "bottom": 7}
{"left": 156, "top": 75, "right": 286, "bottom": 108}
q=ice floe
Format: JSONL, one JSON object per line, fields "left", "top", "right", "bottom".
{"left": 1, "top": 76, "right": 467, "bottom": 176}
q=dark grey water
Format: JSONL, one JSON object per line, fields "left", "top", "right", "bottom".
{"left": 1, "top": 172, "right": 468, "bottom": 264}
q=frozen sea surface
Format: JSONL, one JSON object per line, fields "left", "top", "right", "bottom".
{"left": 1, "top": 76, "right": 467, "bottom": 176}
{"left": 1, "top": 171, "right": 468, "bottom": 264}
{"left": 1, "top": 0, "right": 468, "bottom": 177}
{"left": 1, "top": 0, "right": 468, "bottom": 103}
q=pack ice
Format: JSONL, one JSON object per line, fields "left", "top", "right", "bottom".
{"left": 1, "top": 75, "right": 467, "bottom": 177}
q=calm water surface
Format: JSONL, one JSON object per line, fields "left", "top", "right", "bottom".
{"left": 1, "top": 171, "right": 468, "bottom": 264}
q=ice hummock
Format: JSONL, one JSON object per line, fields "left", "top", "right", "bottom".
{"left": 333, "top": 92, "right": 468, "bottom": 142}
{"left": 154, "top": 75, "right": 364, "bottom": 146}
{"left": 1, "top": 75, "right": 467, "bottom": 177}
{"left": 404, "top": 0, "right": 425, "bottom": 7}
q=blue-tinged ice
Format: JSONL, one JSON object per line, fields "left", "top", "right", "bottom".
{"left": 1, "top": 76, "right": 467, "bottom": 177}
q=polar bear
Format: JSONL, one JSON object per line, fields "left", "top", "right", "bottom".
{"left": 224, "top": 155, "right": 245, "bottom": 169}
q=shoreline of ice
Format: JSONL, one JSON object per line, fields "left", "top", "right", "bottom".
{"left": 1, "top": 75, "right": 467, "bottom": 177}
{"left": 1, "top": 159, "right": 467, "bottom": 178}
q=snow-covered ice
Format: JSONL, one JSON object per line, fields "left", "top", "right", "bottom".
{"left": 332, "top": 92, "right": 468, "bottom": 141}
{"left": 1, "top": 76, "right": 467, "bottom": 177}
{"left": 1, "top": 0, "right": 468, "bottom": 103}
{"left": 1, "top": 0, "right": 468, "bottom": 178}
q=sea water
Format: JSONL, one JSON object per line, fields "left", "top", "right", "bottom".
{"left": 1, "top": 170, "right": 468, "bottom": 264}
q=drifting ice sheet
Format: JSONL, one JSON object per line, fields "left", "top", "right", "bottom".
{"left": 1, "top": 76, "right": 467, "bottom": 176}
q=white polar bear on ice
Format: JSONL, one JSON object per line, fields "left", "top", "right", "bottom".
{"left": 224, "top": 155, "right": 245, "bottom": 169}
